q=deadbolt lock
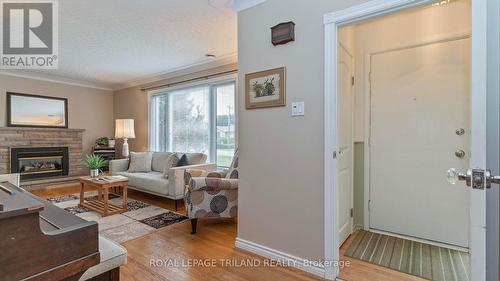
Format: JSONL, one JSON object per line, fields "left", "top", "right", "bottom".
{"left": 455, "top": 150, "right": 466, "bottom": 158}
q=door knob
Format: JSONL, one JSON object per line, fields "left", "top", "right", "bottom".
{"left": 447, "top": 168, "right": 500, "bottom": 189}
{"left": 455, "top": 150, "right": 466, "bottom": 158}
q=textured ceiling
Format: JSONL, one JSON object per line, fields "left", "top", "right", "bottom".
{"left": 4, "top": 0, "right": 237, "bottom": 90}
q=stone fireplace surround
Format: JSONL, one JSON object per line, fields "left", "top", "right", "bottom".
{"left": 0, "top": 127, "right": 85, "bottom": 190}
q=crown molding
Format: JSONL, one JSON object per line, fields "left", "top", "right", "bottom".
{"left": 0, "top": 70, "right": 114, "bottom": 91}
{"left": 0, "top": 53, "right": 237, "bottom": 92}
{"left": 112, "top": 52, "right": 238, "bottom": 91}
{"left": 230, "top": 0, "right": 267, "bottom": 12}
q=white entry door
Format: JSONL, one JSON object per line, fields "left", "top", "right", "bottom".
{"left": 338, "top": 45, "right": 354, "bottom": 246}
{"left": 369, "top": 38, "right": 471, "bottom": 247}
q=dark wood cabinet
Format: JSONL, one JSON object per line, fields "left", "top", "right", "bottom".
{"left": 92, "top": 146, "right": 116, "bottom": 172}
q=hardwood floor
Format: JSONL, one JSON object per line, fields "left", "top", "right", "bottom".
{"left": 32, "top": 184, "right": 323, "bottom": 281}
{"left": 33, "top": 185, "right": 428, "bottom": 281}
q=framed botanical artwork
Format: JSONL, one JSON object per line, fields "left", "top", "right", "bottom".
{"left": 7, "top": 92, "right": 68, "bottom": 128}
{"left": 245, "top": 67, "right": 286, "bottom": 109}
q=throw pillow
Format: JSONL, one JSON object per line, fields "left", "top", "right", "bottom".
{"left": 163, "top": 153, "right": 180, "bottom": 178}
{"left": 128, "top": 152, "right": 153, "bottom": 173}
{"left": 176, "top": 154, "right": 189, "bottom": 167}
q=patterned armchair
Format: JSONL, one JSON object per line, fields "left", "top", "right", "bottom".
{"left": 184, "top": 149, "right": 239, "bottom": 234}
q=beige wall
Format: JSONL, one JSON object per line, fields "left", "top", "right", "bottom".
{"left": 0, "top": 74, "right": 114, "bottom": 156}
{"left": 237, "top": 0, "right": 369, "bottom": 261}
{"left": 113, "top": 63, "right": 238, "bottom": 153}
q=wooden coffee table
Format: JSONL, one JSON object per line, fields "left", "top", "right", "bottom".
{"left": 78, "top": 176, "right": 128, "bottom": 217}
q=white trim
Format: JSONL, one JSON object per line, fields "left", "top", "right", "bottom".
{"left": 0, "top": 70, "right": 113, "bottom": 91}
{"left": 324, "top": 0, "right": 487, "bottom": 280}
{"left": 230, "top": 0, "right": 267, "bottom": 12}
{"left": 0, "top": 53, "right": 237, "bottom": 92}
{"left": 469, "top": 0, "right": 488, "bottom": 280}
{"left": 324, "top": 0, "right": 434, "bottom": 25}
{"left": 362, "top": 32, "right": 471, "bottom": 231}
{"left": 363, "top": 52, "right": 371, "bottom": 232}
{"left": 324, "top": 19, "right": 338, "bottom": 281}
{"left": 235, "top": 238, "right": 325, "bottom": 278}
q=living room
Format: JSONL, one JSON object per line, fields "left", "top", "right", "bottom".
{"left": 1, "top": 1, "right": 499, "bottom": 281}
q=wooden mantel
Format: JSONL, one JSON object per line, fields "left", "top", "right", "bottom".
{"left": 0, "top": 127, "right": 85, "bottom": 132}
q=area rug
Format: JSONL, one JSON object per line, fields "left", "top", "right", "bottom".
{"left": 344, "top": 230, "right": 470, "bottom": 281}
{"left": 46, "top": 191, "right": 188, "bottom": 244}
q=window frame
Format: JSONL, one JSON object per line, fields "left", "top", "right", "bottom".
{"left": 148, "top": 74, "right": 237, "bottom": 167}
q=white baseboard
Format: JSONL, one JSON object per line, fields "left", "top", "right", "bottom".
{"left": 235, "top": 237, "right": 325, "bottom": 278}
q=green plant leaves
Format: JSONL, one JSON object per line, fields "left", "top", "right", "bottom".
{"left": 83, "top": 154, "right": 107, "bottom": 169}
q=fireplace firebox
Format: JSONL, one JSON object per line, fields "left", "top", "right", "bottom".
{"left": 10, "top": 147, "right": 69, "bottom": 181}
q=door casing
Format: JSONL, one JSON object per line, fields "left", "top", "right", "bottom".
{"left": 324, "top": 0, "right": 487, "bottom": 280}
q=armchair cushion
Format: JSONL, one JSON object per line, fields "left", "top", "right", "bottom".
{"left": 189, "top": 177, "right": 238, "bottom": 192}
{"left": 184, "top": 169, "right": 209, "bottom": 187}
{"left": 184, "top": 178, "right": 238, "bottom": 218}
{"left": 184, "top": 169, "right": 227, "bottom": 188}
{"left": 207, "top": 171, "right": 228, "bottom": 178}
{"left": 168, "top": 163, "right": 217, "bottom": 198}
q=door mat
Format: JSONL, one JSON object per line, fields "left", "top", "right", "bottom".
{"left": 344, "top": 230, "right": 470, "bottom": 281}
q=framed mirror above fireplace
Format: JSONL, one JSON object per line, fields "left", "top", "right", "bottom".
{"left": 10, "top": 147, "right": 69, "bottom": 181}
{"left": 7, "top": 92, "right": 68, "bottom": 128}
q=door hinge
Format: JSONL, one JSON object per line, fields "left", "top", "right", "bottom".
{"left": 368, "top": 71, "right": 372, "bottom": 83}
{"left": 368, "top": 200, "right": 371, "bottom": 211}
{"left": 333, "top": 151, "right": 337, "bottom": 159}
{"left": 351, "top": 76, "right": 355, "bottom": 86}
{"left": 350, "top": 208, "right": 354, "bottom": 218}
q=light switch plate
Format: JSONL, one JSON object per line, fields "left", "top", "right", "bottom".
{"left": 291, "top": 102, "right": 305, "bottom": 116}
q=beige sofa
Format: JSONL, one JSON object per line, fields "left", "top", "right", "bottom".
{"left": 109, "top": 152, "right": 216, "bottom": 209}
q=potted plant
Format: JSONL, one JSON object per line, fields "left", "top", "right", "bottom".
{"left": 83, "top": 154, "right": 107, "bottom": 177}
{"left": 95, "top": 136, "right": 109, "bottom": 147}
{"left": 108, "top": 138, "right": 116, "bottom": 148}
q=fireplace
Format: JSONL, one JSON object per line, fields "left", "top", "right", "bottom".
{"left": 10, "top": 147, "right": 69, "bottom": 181}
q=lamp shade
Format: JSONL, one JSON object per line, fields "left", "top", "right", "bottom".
{"left": 115, "top": 119, "right": 135, "bottom": 139}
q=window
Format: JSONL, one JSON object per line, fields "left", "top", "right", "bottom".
{"left": 150, "top": 81, "right": 236, "bottom": 167}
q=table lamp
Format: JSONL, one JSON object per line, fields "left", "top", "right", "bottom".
{"left": 115, "top": 119, "right": 135, "bottom": 158}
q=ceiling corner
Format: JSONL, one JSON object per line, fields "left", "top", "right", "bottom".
{"left": 230, "top": 0, "right": 267, "bottom": 12}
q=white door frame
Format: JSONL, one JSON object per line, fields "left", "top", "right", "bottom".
{"left": 323, "top": 0, "right": 487, "bottom": 280}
